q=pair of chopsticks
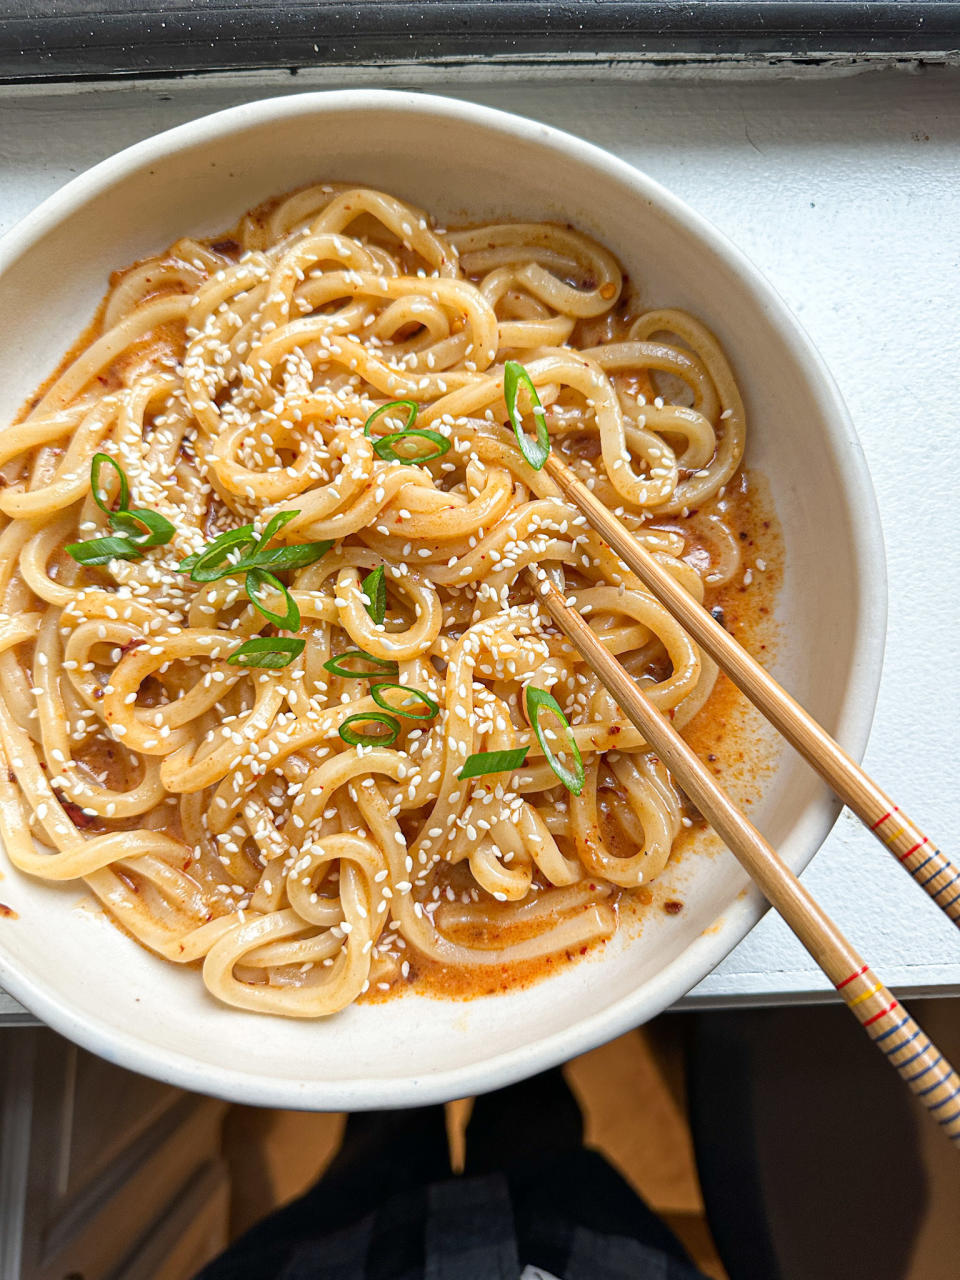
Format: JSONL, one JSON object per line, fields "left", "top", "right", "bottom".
{"left": 533, "top": 451, "right": 960, "bottom": 1147}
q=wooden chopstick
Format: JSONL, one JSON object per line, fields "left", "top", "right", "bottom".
{"left": 528, "top": 567, "right": 960, "bottom": 1146}
{"left": 544, "top": 452, "right": 960, "bottom": 930}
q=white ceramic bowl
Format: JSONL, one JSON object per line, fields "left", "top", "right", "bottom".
{"left": 0, "top": 91, "right": 885, "bottom": 1109}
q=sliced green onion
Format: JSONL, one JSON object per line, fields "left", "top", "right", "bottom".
{"left": 322, "top": 649, "right": 399, "bottom": 679}
{"left": 245, "top": 568, "right": 301, "bottom": 630}
{"left": 363, "top": 400, "right": 418, "bottom": 437}
{"left": 180, "top": 525, "right": 256, "bottom": 581}
{"left": 90, "top": 453, "right": 129, "bottom": 514}
{"left": 109, "top": 508, "right": 176, "bottom": 547}
{"left": 504, "top": 359, "right": 550, "bottom": 471}
{"left": 227, "top": 636, "right": 305, "bottom": 669}
{"left": 363, "top": 400, "right": 449, "bottom": 466}
{"left": 370, "top": 681, "right": 438, "bottom": 720}
{"left": 238, "top": 539, "right": 333, "bottom": 573}
{"left": 256, "top": 508, "right": 300, "bottom": 548}
{"left": 338, "top": 711, "right": 401, "bottom": 747}
{"left": 77, "top": 454, "right": 175, "bottom": 564}
{"left": 371, "top": 429, "right": 450, "bottom": 465}
{"left": 362, "top": 566, "right": 386, "bottom": 625}
{"left": 66, "top": 535, "right": 143, "bottom": 566}
{"left": 525, "top": 685, "right": 584, "bottom": 795}
{"left": 458, "top": 746, "right": 530, "bottom": 781}
{"left": 184, "top": 510, "right": 331, "bottom": 582}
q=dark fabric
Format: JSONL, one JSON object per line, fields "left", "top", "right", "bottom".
{"left": 686, "top": 1007, "right": 931, "bottom": 1280}
{"left": 424, "top": 1176, "right": 519, "bottom": 1280}
{"left": 196, "top": 1069, "right": 708, "bottom": 1280}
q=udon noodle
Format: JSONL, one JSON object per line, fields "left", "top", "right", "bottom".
{"left": 0, "top": 184, "right": 749, "bottom": 1017}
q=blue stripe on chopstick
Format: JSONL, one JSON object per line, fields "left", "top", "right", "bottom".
{"left": 930, "top": 1085, "right": 960, "bottom": 1112}
{"left": 921, "top": 864, "right": 958, "bottom": 889}
{"left": 885, "top": 1027, "right": 923, "bottom": 1056}
{"left": 917, "top": 1064, "right": 949, "bottom": 1095}
{"left": 874, "top": 1015, "right": 911, "bottom": 1044}
{"left": 898, "top": 1046, "right": 934, "bottom": 1073}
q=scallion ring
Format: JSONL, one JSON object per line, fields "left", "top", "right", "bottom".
{"left": 245, "top": 567, "right": 301, "bottom": 630}
{"left": 256, "top": 508, "right": 300, "bottom": 548}
{"left": 525, "top": 685, "right": 584, "bottom": 795}
{"left": 109, "top": 508, "right": 176, "bottom": 547}
{"left": 90, "top": 452, "right": 130, "bottom": 514}
{"left": 504, "top": 359, "right": 550, "bottom": 471}
{"left": 370, "top": 682, "right": 438, "bottom": 720}
{"left": 70, "top": 454, "right": 175, "bottom": 565}
{"left": 180, "top": 525, "right": 257, "bottom": 581}
{"left": 183, "top": 511, "right": 332, "bottom": 580}
{"left": 363, "top": 399, "right": 418, "bottom": 437}
{"left": 458, "top": 746, "right": 529, "bottom": 780}
{"left": 65, "top": 535, "right": 143, "bottom": 566}
{"left": 227, "top": 636, "right": 305, "bottom": 669}
{"left": 237, "top": 539, "right": 333, "bottom": 573}
{"left": 361, "top": 566, "right": 386, "bottom": 625}
{"left": 322, "top": 650, "right": 399, "bottom": 679}
{"left": 338, "top": 711, "right": 401, "bottom": 747}
{"left": 371, "top": 429, "right": 450, "bottom": 465}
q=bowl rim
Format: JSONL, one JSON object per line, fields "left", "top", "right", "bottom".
{"left": 0, "top": 88, "right": 887, "bottom": 1108}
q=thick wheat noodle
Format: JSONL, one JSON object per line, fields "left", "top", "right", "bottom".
{"left": 0, "top": 183, "right": 751, "bottom": 1017}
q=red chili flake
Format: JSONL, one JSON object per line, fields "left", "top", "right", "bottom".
{"left": 0, "top": 903, "right": 18, "bottom": 919}
{"left": 210, "top": 238, "right": 240, "bottom": 255}
{"left": 54, "top": 790, "right": 96, "bottom": 828}
{"left": 664, "top": 900, "right": 684, "bottom": 915}
{"left": 119, "top": 638, "right": 145, "bottom": 656}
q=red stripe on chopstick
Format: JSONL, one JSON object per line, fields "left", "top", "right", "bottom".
{"left": 836, "top": 964, "right": 869, "bottom": 989}
{"left": 898, "top": 837, "right": 929, "bottom": 863}
{"left": 871, "top": 807, "right": 899, "bottom": 831}
{"left": 864, "top": 1001, "right": 900, "bottom": 1027}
